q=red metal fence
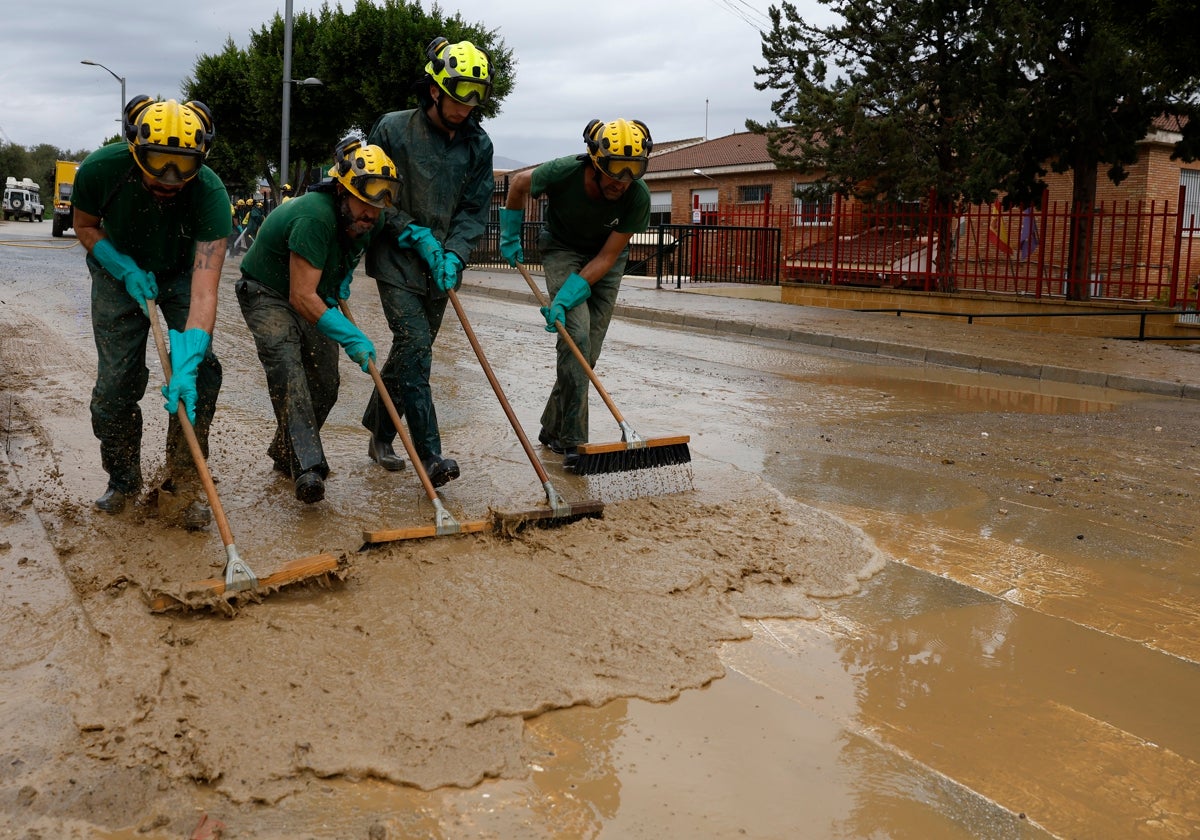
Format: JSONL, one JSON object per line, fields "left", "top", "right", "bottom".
{"left": 709, "top": 190, "right": 1200, "bottom": 311}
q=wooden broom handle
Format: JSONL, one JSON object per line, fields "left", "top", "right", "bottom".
{"left": 146, "top": 300, "right": 236, "bottom": 549}
{"left": 338, "top": 300, "right": 441, "bottom": 503}
{"left": 514, "top": 262, "right": 627, "bottom": 426}
{"left": 446, "top": 288, "right": 550, "bottom": 484}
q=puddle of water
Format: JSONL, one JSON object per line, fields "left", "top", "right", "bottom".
{"left": 754, "top": 562, "right": 1200, "bottom": 839}
{"left": 796, "top": 366, "right": 1126, "bottom": 415}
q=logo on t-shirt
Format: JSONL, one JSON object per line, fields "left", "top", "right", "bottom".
{"left": 605, "top": 216, "right": 620, "bottom": 229}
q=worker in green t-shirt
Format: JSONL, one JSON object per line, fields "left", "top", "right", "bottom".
{"left": 500, "top": 118, "right": 652, "bottom": 469}
{"left": 237, "top": 136, "right": 399, "bottom": 504}
{"left": 73, "top": 96, "right": 231, "bottom": 527}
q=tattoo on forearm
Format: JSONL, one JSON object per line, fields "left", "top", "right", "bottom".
{"left": 195, "top": 240, "right": 226, "bottom": 271}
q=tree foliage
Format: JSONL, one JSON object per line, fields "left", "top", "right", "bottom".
{"left": 751, "top": 0, "right": 1200, "bottom": 298}
{"left": 184, "top": 0, "right": 513, "bottom": 198}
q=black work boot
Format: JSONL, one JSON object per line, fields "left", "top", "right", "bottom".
{"left": 368, "top": 437, "right": 407, "bottom": 471}
{"left": 95, "top": 486, "right": 128, "bottom": 514}
{"left": 537, "top": 428, "right": 567, "bottom": 454}
{"left": 563, "top": 449, "right": 581, "bottom": 472}
{"left": 294, "top": 470, "right": 325, "bottom": 504}
{"left": 421, "top": 454, "right": 460, "bottom": 488}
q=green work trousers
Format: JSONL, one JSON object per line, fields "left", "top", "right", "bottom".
{"left": 538, "top": 238, "right": 625, "bottom": 449}
{"left": 361, "top": 281, "right": 448, "bottom": 463}
{"left": 89, "top": 263, "right": 221, "bottom": 495}
{"left": 236, "top": 278, "right": 339, "bottom": 480}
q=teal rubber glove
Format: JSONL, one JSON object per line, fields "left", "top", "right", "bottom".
{"left": 498, "top": 208, "right": 524, "bottom": 267}
{"left": 324, "top": 269, "right": 355, "bottom": 306}
{"left": 161, "top": 328, "right": 210, "bottom": 424}
{"left": 436, "top": 252, "right": 463, "bottom": 291}
{"left": 316, "top": 307, "right": 376, "bottom": 372}
{"left": 397, "top": 223, "right": 444, "bottom": 271}
{"left": 541, "top": 272, "right": 591, "bottom": 333}
{"left": 93, "top": 238, "right": 158, "bottom": 315}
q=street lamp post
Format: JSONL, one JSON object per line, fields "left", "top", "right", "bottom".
{"left": 280, "top": 0, "right": 323, "bottom": 194}
{"left": 81, "top": 59, "right": 126, "bottom": 123}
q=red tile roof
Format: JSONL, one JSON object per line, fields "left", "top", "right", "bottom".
{"left": 647, "top": 132, "right": 773, "bottom": 173}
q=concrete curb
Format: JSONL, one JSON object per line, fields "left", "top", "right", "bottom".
{"left": 459, "top": 281, "right": 1198, "bottom": 401}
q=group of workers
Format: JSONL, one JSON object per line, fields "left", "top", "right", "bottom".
{"left": 72, "top": 35, "right": 653, "bottom": 526}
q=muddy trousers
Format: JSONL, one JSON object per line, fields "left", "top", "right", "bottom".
{"left": 539, "top": 245, "right": 625, "bottom": 449}
{"left": 89, "top": 263, "right": 221, "bottom": 496}
{"left": 361, "top": 282, "right": 447, "bottom": 463}
{"left": 236, "top": 278, "right": 339, "bottom": 480}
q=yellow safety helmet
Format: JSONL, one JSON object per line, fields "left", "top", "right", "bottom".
{"left": 584, "top": 118, "right": 653, "bottom": 182}
{"left": 236, "top": 198, "right": 246, "bottom": 207}
{"left": 328, "top": 135, "right": 402, "bottom": 209}
{"left": 424, "top": 36, "right": 492, "bottom": 106}
{"left": 123, "top": 95, "right": 214, "bottom": 185}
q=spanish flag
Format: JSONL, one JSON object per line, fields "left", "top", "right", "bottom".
{"left": 987, "top": 201, "right": 1014, "bottom": 255}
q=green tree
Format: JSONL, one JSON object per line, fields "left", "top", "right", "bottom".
{"left": 753, "top": 0, "right": 1200, "bottom": 300}
{"left": 985, "top": 0, "right": 1200, "bottom": 299}
{"left": 186, "top": 0, "right": 513, "bottom": 197}
{"left": 186, "top": 39, "right": 264, "bottom": 200}
{"left": 750, "top": 0, "right": 1021, "bottom": 291}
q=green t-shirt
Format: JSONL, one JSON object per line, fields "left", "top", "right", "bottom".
{"left": 530, "top": 155, "right": 651, "bottom": 255}
{"left": 73, "top": 142, "right": 231, "bottom": 278}
{"left": 240, "top": 189, "right": 381, "bottom": 301}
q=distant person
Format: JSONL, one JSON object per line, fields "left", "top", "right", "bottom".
{"left": 499, "top": 118, "right": 652, "bottom": 469}
{"left": 72, "top": 95, "right": 231, "bottom": 526}
{"left": 361, "top": 35, "right": 495, "bottom": 486}
{"left": 280, "top": 183, "right": 295, "bottom": 204}
{"left": 236, "top": 136, "right": 399, "bottom": 503}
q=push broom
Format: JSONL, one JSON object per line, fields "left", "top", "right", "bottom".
{"left": 144, "top": 300, "right": 339, "bottom": 613}
{"left": 446, "top": 287, "right": 603, "bottom": 529}
{"left": 515, "top": 262, "right": 691, "bottom": 476}
{"left": 340, "top": 300, "right": 490, "bottom": 545}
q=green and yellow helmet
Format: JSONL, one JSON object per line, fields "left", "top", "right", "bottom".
{"left": 424, "top": 36, "right": 492, "bottom": 106}
{"left": 584, "top": 118, "right": 653, "bottom": 182}
{"left": 123, "top": 95, "right": 214, "bottom": 185}
{"left": 328, "top": 135, "right": 402, "bottom": 209}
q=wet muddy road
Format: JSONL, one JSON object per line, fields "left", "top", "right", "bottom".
{"left": 1, "top": 221, "right": 1197, "bottom": 838}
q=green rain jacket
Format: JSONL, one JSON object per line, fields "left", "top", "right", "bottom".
{"left": 365, "top": 107, "right": 495, "bottom": 296}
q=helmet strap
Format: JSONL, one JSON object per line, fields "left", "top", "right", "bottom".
{"left": 428, "top": 86, "right": 458, "bottom": 137}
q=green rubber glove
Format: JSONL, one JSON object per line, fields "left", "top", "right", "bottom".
{"left": 541, "top": 272, "right": 591, "bottom": 333}
{"left": 316, "top": 307, "right": 376, "bottom": 372}
{"left": 498, "top": 208, "right": 524, "bottom": 267}
{"left": 397, "top": 223, "right": 444, "bottom": 271}
{"left": 93, "top": 238, "right": 158, "bottom": 315}
{"left": 436, "top": 252, "right": 463, "bottom": 291}
{"left": 161, "top": 328, "right": 210, "bottom": 424}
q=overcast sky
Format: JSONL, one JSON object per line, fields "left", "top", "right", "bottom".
{"left": 2, "top": 0, "right": 829, "bottom": 168}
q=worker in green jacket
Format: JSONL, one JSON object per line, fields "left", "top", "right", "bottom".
{"left": 362, "top": 36, "right": 495, "bottom": 487}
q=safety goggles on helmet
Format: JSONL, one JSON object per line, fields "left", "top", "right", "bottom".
{"left": 426, "top": 37, "right": 493, "bottom": 106}
{"left": 134, "top": 146, "right": 205, "bottom": 185}
{"left": 595, "top": 155, "right": 648, "bottom": 182}
{"left": 329, "top": 136, "right": 403, "bottom": 209}
{"left": 440, "top": 75, "right": 491, "bottom": 106}
{"left": 347, "top": 174, "right": 401, "bottom": 208}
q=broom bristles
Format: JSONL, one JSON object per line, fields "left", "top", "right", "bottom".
{"left": 571, "top": 440, "right": 692, "bottom": 477}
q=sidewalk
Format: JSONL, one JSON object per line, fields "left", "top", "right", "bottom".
{"left": 460, "top": 270, "right": 1200, "bottom": 401}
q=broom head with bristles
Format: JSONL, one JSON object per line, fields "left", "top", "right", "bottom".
{"left": 571, "top": 435, "right": 691, "bottom": 476}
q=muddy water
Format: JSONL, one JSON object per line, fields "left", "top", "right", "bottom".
{"left": 1, "top": 221, "right": 1198, "bottom": 838}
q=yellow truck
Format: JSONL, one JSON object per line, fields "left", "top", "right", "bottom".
{"left": 51, "top": 160, "right": 80, "bottom": 238}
